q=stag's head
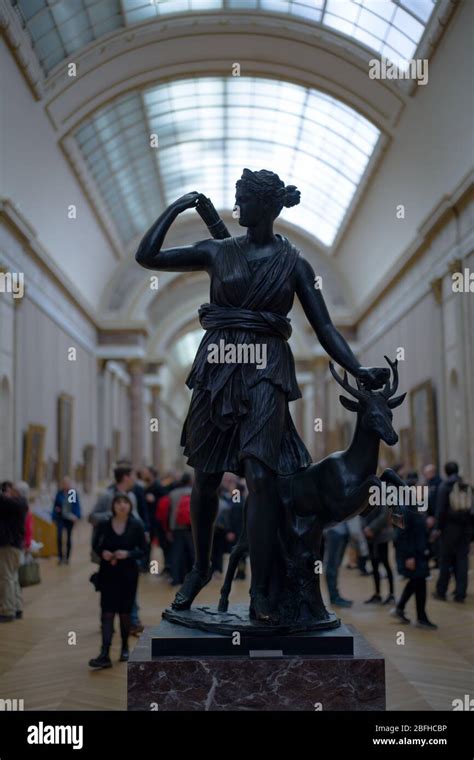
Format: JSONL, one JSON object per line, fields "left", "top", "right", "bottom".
{"left": 329, "top": 357, "right": 406, "bottom": 446}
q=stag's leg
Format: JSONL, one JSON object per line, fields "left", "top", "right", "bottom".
{"left": 218, "top": 498, "right": 249, "bottom": 612}
{"left": 380, "top": 468, "right": 408, "bottom": 527}
{"left": 218, "top": 539, "right": 248, "bottom": 612}
{"left": 380, "top": 468, "right": 406, "bottom": 486}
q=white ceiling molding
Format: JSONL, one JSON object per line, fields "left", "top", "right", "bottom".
{"left": 44, "top": 18, "right": 408, "bottom": 136}
{"left": 0, "top": 197, "right": 100, "bottom": 324}
{"left": 0, "top": 0, "right": 44, "bottom": 98}
{"left": 14, "top": 1, "right": 448, "bottom": 81}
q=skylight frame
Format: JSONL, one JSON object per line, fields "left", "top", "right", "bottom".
{"left": 13, "top": 0, "right": 439, "bottom": 74}
{"left": 74, "top": 76, "right": 381, "bottom": 249}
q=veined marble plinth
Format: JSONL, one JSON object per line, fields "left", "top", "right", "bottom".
{"left": 128, "top": 620, "right": 385, "bottom": 711}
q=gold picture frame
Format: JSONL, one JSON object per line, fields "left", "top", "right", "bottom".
{"left": 409, "top": 380, "right": 438, "bottom": 474}
{"left": 23, "top": 424, "right": 46, "bottom": 488}
{"left": 57, "top": 394, "right": 74, "bottom": 481}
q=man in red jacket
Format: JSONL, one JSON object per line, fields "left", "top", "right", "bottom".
{"left": 167, "top": 474, "right": 194, "bottom": 586}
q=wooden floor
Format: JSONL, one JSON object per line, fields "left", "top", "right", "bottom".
{"left": 0, "top": 519, "right": 473, "bottom": 711}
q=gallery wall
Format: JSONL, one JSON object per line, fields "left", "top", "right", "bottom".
{"left": 336, "top": 0, "right": 473, "bottom": 308}
{"left": 0, "top": 38, "right": 117, "bottom": 312}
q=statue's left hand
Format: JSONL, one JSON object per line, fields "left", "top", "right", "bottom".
{"left": 195, "top": 194, "right": 215, "bottom": 213}
{"left": 358, "top": 366, "right": 390, "bottom": 391}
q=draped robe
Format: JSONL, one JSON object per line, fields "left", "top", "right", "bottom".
{"left": 181, "top": 234, "right": 312, "bottom": 476}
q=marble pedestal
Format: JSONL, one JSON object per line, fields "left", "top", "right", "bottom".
{"left": 128, "top": 621, "right": 385, "bottom": 711}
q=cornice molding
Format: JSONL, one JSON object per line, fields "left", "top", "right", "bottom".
{"left": 0, "top": 0, "right": 44, "bottom": 99}
{"left": 44, "top": 19, "right": 405, "bottom": 137}
{"left": 354, "top": 171, "right": 474, "bottom": 326}
{"left": 355, "top": 181, "right": 473, "bottom": 352}
{"left": 0, "top": 197, "right": 98, "bottom": 325}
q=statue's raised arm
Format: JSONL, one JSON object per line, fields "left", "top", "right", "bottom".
{"left": 135, "top": 192, "right": 219, "bottom": 272}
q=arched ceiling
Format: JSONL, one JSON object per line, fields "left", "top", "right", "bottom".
{"left": 2, "top": 0, "right": 455, "bottom": 324}
{"left": 74, "top": 75, "right": 380, "bottom": 248}
{"left": 13, "top": 0, "right": 437, "bottom": 75}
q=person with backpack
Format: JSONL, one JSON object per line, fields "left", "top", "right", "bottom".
{"left": 168, "top": 474, "right": 194, "bottom": 586}
{"left": 433, "top": 461, "right": 473, "bottom": 603}
{"left": 52, "top": 476, "right": 81, "bottom": 564}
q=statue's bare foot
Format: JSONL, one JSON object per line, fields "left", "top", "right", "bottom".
{"left": 171, "top": 565, "right": 212, "bottom": 610}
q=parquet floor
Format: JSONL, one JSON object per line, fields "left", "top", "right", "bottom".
{"left": 0, "top": 519, "right": 472, "bottom": 711}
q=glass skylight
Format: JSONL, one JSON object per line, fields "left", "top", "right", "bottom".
{"left": 13, "top": 0, "right": 437, "bottom": 74}
{"left": 75, "top": 91, "right": 164, "bottom": 243}
{"left": 13, "top": 0, "right": 123, "bottom": 73}
{"left": 323, "top": 0, "right": 436, "bottom": 70}
{"left": 74, "top": 77, "right": 380, "bottom": 247}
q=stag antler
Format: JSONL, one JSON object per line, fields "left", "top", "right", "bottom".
{"left": 381, "top": 356, "right": 399, "bottom": 399}
{"left": 329, "top": 362, "right": 366, "bottom": 401}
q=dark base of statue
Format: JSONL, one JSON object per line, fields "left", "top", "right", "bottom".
{"left": 162, "top": 603, "right": 339, "bottom": 635}
{"left": 127, "top": 618, "right": 386, "bottom": 711}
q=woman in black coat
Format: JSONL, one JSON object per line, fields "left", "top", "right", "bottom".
{"left": 89, "top": 494, "right": 147, "bottom": 670}
{"left": 391, "top": 507, "right": 437, "bottom": 629}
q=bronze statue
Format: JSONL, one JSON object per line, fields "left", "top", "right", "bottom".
{"left": 218, "top": 359, "right": 407, "bottom": 626}
{"left": 136, "top": 169, "right": 392, "bottom": 628}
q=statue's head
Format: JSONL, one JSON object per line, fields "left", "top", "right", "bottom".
{"left": 234, "top": 169, "right": 300, "bottom": 226}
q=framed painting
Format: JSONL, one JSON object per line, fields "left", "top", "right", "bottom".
{"left": 23, "top": 424, "right": 46, "bottom": 489}
{"left": 57, "top": 394, "right": 73, "bottom": 481}
{"left": 409, "top": 381, "right": 438, "bottom": 474}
